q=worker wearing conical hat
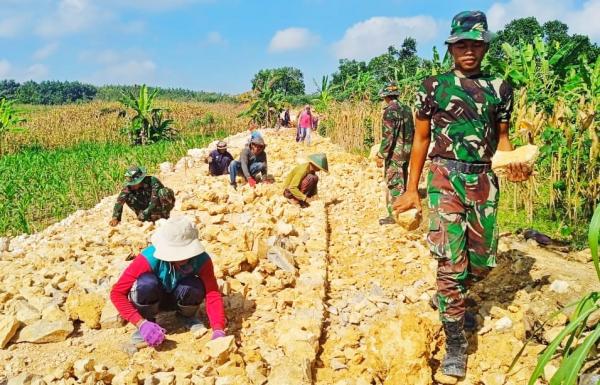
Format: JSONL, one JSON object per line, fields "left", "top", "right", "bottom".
{"left": 283, "top": 153, "right": 328, "bottom": 207}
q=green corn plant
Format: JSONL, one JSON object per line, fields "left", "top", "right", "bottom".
{"left": 119, "top": 84, "right": 176, "bottom": 145}
{"left": 510, "top": 204, "right": 600, "bottom": 384}
{"left": 0, "top": 98, "right": 26, "bottom": 155}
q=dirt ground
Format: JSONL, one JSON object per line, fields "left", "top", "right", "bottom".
{"left": 0, "top": 128, "right": 598, "bottom": 385}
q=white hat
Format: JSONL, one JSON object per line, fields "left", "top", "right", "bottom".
{"left": 150, "top": 216, "right": 205, "bottom": 262}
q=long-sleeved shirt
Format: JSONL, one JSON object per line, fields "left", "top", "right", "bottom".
{"left": 207, "top": 149, "right": 234, "bottom": 176}
{"left": 377, "top": 100, "right": 414, "bottom": 165}
{"left": 112, "top": 176, "right": 164, "bottom": 221}
{"left": 239, "top": 146, "right": 268, "bottom": 179}
{"left": 283, "top": 163, "right": 312, "bottom": 202}
{"left": 110, "top": 254, "right": 226, "bottom": 330}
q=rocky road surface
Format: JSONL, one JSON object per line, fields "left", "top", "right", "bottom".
{"left": 0, "top": 129, "right": 598, "bottom": 385}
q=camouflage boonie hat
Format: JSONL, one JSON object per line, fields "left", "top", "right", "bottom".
{"left": 125, "top": 166, "right": 147, "bottom": 186}
{"left": 446, "top": 11, "right": 494, "bottom": 44}
{"left": 379, "top": 82, "right": 400, "bottom": 98}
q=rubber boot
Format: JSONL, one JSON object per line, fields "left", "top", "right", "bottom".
{"left": 177, "top": 303, "right": 204, "bottom": 332}
{"left": 430, "top": 295, "right": 477, "bottom": 331}
{"left": 442, "top": 320, "right": 468, "bottom": 378}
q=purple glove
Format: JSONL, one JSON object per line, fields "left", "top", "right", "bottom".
{"left": 211, "top": 329, "right": 226, "bottom": 340}
{"left": 139, "top": 321, "right": 166, "bottom": 347}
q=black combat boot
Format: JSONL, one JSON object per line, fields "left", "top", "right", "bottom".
{"left": 442, "top": 320, "right": 468, "bottom": 378}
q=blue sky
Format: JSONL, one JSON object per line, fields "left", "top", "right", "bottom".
{"left": 0, "top": 0, "right": 598, "bottom": 93}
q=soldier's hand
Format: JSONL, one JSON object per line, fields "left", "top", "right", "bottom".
{"left": 393, "top": 190, "right": 422, "bottom": 214}
{"left": 376, "top": 157, "right": 384, "bottom": 168}
{"left": 109, "top": 218, "right": 120, "bottom": 227}
{"left": 138, "top": 211, "right": 147, "bottom": 221}
{"left": 506, "top": 162, "right": 532, "bottom": 183}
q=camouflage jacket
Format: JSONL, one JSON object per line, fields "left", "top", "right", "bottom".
{"left": 112, "top": 176, "right": 164, "bottom": 221}
{"left": 377, "top": 100, "right": 414, "bottom": 165}
{"left": 416, "top": 70, "right": 513, "bottom": 163}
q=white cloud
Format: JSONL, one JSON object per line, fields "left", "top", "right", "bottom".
{"left": 36, "top": 0, "right": 108, "bottom": 38}
{"left": 204, "top": 31, "right": 226, "bottom": 45}
{"left": 0, "top": 60, "right": 49, "bottom": 81}
{"left": 24, "top": 64, "right": 49, "bottom": 80}
{"left": 107, "top": 0, "right": 216, "bottom": 11}
{"left": 0, "top": 16, "right": 28, "bottom": 38}
{"left": 487, "top": 0, "right": 600, "bottom": 40}
{"left": 268, "top": 27, "right": 320, "bottom": 53}
{"left": 0, "top": 60, "right": 12, "bottom": 78}
{"left": 33, "top": 42, "right": 60, "bottom": 60}
{"left": 332, "top": 16, "right": 439, "bottom": 60}
{"left": 80, "top": 49, "right": 158, "bottom": 85}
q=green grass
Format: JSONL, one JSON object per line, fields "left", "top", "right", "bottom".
{"left": 0, "top": 133, "right": 223, "bottom": 236}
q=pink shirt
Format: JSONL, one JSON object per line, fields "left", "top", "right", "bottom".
{"left": 299, "top": 111, "right": 313, "bottom": 128}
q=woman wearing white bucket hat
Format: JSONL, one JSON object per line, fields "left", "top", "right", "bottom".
{"left": 110, "top": 216, "right": 226, "bottom": 348}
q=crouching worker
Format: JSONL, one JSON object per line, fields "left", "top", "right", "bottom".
{"left": 229, "top": 136, "right": 268, "bottom": 189}
{"left": 110, "top": 216, "right": 226, "bottom": 349}
{"left": 283, "top": 153, "right": 328, "bottom": 207}
{"left": 206, "top": 141, "right": 234, "bottom": 176}
{"left": 109, "top": 166, "right": 175, "bottom": 227}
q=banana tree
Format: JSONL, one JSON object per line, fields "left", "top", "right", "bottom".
{"left": 119, "top": 84, "right": 175, "bottom": 145}
{"left": 240, "top": 73, "right": 285, "bottom": 127}
{"left": 510, "top": 205, "right": 600, "bottom": 384}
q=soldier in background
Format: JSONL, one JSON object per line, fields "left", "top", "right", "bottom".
{"left": 109, "top": 166, "right": 175, "bottom": 226}
{"left": 375, "top": 81, "right": 414, "bottom": 225}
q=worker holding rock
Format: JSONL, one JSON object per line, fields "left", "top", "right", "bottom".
{"left": 110, "top": 216, "right": 226, "bottom": 349}
{"left": 229, "top": 136, "right": 268, "bottom": 189}
{"left": 283, "top": 153, "right": 328, "bottom": 207}
{"left": 109, "top": 166, "right": 175, "bottom": 226}
{"left": 205, "top": 141, "right": 234, "bottom": 176}
{"left": 376, "top": 81, "right": 415, "bottom": 225}
{"left": 393, "top": 11, "right": 531, "bottom": 379}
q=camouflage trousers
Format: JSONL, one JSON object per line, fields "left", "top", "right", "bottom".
{"left": 135, "top": 187, "right": 175, "bottom": 222}
{"left": 427, "top": 161, "right": 499, "bottom": 322}
{"left": 385, "top": 160, "right": 408, "bottom": 216}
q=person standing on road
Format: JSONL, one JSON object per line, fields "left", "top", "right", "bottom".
{"left": 205, "top": 141, "right": 234, "bottom": 176}
{"left": 393, "top": 11, "right": 532, "bottom": 379}
{"left": 110, "top": 166, "right": 175, "bottom": 227}
{"left": 110, "top": 216, "right": 226, "bottom": 350}
{"left": 375, "top": 81, "right": 414, "bottom": 225}
{"left": 296, "top": 105, "right": 314, "bottom": 145}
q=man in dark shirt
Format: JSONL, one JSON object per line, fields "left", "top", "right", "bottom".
{"left": 228, "top": 136, "right": 268, "bottom": 189}
{"left": 205, "top": 141, "right": 234, "bottom": 176}
{"left": 110, "top": 166, "right": 175, "bottom": 226}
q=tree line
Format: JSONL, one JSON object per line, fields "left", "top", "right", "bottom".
{"left": 0, "top": 80, "right": 237, "bottom": 105}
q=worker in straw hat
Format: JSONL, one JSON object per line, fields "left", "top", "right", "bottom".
{"left": 110, "top": 165, "right": 175, "bottom": 227}
{"left": 375, "top": 81, "right": 414, "bottom": 225}
{"left": 283, "top": 153, "right": 328, "bottom": 207}
{"left": 205, "top": 140, "right": 234, "bottom": 176}
{"left": 393, "top": 10, "right": 531, "bottom": 378}
{"left": 110, "top": 215, "right": 226, "bottom": 349}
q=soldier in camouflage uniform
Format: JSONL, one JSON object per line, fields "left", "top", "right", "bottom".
{"left": 109, "top": 166, "right": 175, "bottom": 226}
{"left": 376, "top": 82, "right": 414, "bottom": 225}
{"left": 393, "top": 11, "right": 531, "bottom": 378}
